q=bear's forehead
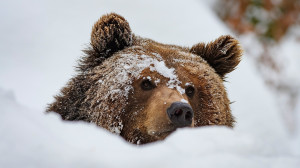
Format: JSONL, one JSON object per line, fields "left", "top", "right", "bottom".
{"left": 117, "top": 47, "right": 187, "bottom": 93}
{"left": 118, "top": 43, "right": 210, "bottom": 75}
{"left": 122, "top": 44, "right": 210, "bottom": 78}
{"left": 94, "top": 41, "right": 220, "bottom": 102}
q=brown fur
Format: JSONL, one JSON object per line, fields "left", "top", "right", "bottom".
{"left": 47, "top": 13, "right": 242, "bottom": 144}
{"left": 190, "top": 36, "right": 242, "bottom": 78}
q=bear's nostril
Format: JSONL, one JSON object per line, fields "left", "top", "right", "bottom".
{"left": 185, "top": 111, "right": 192, "bottom": 121}
{"left": 174, "top": 109, "right": 183, "bottom": 116}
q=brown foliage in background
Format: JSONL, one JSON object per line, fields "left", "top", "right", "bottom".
{"left": 214, "top": 0, "right": 300, "bottom": 133}
{"left": 216, "top": 0, "right": 300, "bottom": 42}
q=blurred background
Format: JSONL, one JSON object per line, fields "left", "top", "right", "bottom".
{"left": 0, "top": 0, "right": 299, "bottom": 167}
{"left": 213, "top": 0, "right": 300, "bottom": 134}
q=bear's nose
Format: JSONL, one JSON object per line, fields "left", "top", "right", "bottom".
{"left": 167, "top": 102, "right": 194, "bottom": 128}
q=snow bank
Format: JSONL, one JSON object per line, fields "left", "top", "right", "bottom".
{"left": 0, "top": 89, "right": 299, "bottom": 168}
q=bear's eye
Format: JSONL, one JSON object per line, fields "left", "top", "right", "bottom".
{"left": 185, "top": 86, "right": 195, "bottom": 98}
{"left": 141, "top": 79, "right": 155, "bottom": 91}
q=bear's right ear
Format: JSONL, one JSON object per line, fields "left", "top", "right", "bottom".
{"left": 81, "top": 13, "right": 132, "bottom": 71}
{"left": 190, "top": 35, "right": 242, "bottom": 78}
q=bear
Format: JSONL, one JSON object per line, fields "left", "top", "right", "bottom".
{"left": 47, "top": 13, "right": 242, "bottom": 145}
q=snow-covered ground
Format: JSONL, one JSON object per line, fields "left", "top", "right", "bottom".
{"left": 0, "top": 0, "right": 299, "bottom": 167}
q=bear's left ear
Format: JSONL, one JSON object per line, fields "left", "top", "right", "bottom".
{"left": 91, "top": 13, "right": 132, "bottom": 55}
{"left": 190, "top": 35, "right": 242, "bottom": 78}
{"left": 81, "top": 13, "right": 132, "bottom": 71}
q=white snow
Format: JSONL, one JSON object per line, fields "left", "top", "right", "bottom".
{"left": 185, "top": 82, "right": 191, "bottom": 86}
{"left": 0, "top": 90, "right": 299, "bottom": 167}
{"left": 148, "top": 55, "right": 185, "bottom": 94}
{"left": 113, "top": 52, "right": 185, "bottom": 97}
{"left": 180, "top": 99, "right": 188, "bottom": 103}
{"left": 154, "top": 78, "right": 161, "bottom": 85}
{"left": 0, "top": 0, "right": 299, "bottom": 167}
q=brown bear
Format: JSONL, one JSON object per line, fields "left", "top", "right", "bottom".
{"left": 47, "top": 13, "right": 242, "bottom": 145}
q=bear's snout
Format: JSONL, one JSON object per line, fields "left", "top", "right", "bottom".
{"left": 167, "top": 102, "right": 194, "bottom": 128}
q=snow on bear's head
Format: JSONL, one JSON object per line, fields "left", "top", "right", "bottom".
{"left": 47, "top": 13, "right": 242, "bottom": 144}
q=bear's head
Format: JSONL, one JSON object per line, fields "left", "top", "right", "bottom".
{"left": 47, "top": 13, "right": 242, "bottom": 144}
